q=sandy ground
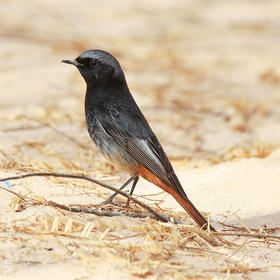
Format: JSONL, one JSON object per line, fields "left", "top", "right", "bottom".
{"left": 0, "top": 0, "right": 280, "bottom": 279}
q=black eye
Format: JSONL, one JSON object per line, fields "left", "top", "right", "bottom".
{"left": 75, "top": 57, "right": 96, "bottom": 68}
{"left": 89, "top": 59, "right": 96, "bottom": 67}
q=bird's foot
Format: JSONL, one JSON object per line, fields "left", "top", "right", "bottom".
{"left": 96, "top": 195, "right": 130, "bottom": 208}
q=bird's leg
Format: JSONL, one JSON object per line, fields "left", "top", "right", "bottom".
{"left": 126, "top": 176, "right": 139, "bottom": 207}
{"left": 98, "top": 175, "right": 139, "bottom": 206}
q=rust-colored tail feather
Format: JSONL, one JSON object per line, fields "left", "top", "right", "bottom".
{"left": 138, "top": 165, "right": 216, "bottom": 231}
{"left": 167, "top": 187, "right": 216, "bottom": 231}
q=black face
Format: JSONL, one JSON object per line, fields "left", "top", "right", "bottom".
{"left": 62, "top": 50, "right": 124, "bottom": 85}
{"left": 75, "top": 56, "right": 97, "bottom": 68}
{"left": 76, "top": 56, "right": 115, "bottom": 83}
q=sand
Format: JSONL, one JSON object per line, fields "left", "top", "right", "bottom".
{"left": 0, "top": 0, "right": 280, "bottom": 279}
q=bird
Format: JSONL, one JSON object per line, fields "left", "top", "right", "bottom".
{"left": 62, "top": 50, "right": 215, "bottom": 231}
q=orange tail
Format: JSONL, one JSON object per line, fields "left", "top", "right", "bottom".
{"left": 138, "top": 165, "right": 216, "bottom": 231}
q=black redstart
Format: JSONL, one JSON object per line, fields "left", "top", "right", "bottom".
{"left": 62, "top": 50, "right": 215, "bottom": 231}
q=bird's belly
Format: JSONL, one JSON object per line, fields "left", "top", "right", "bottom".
{"left": 88, "top": 126, "right": 138, "bottom": 174}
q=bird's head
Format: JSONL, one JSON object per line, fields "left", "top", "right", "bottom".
{"left": 62, "top": 50, "right": 125, "bottom": 86}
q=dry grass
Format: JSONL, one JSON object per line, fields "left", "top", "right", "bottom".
{"left": 1, "top": 193, "right": 278, "bottom": 279}
{"left": 1, "top": 1, "right": 280, "bottom": 278}
{"left": 0, "top": 142, "right": 279, "bottom": 278}
{"left": 0, "top": 64, "right": 280, "bottom": 278}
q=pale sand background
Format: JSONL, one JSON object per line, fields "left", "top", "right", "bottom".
{"left": 0, "top": 0, "right": 280, "bottom": 279}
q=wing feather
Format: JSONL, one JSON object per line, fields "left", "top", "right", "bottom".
{"left": 95, "top": 103, "right": 174, "bottom": 187}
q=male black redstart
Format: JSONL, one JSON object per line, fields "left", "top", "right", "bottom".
{"left": 62, "top": 50, "right": 215, "bottom": 231}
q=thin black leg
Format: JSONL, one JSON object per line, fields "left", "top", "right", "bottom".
{"left": 98, "top": 175, "right": 139, "bottom": 205}
{"left": 126, "top": 176, "right": 139, "bottom": 207}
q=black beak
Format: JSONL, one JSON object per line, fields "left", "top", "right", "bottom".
{"left": 62, "top": 59, "right": 84, "bottom": 67}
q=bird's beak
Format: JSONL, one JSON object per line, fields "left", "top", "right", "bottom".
{"left": 62, "top": 59, "right": 84, "bottom": 67}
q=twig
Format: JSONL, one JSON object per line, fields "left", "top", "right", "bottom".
{"left": 213, "top": 232, "right": 280, "bottom": 240}
{"left": 26, "top": 117, "right": 89, "bottom": 149}
{"left": 0, "top": 172, "right": 183, "bottom": 224}
{"left": 0, "top": 185, "right": 28, "bottom": 202}
{"left": 2, "top": 125, "right": 46, "bottom": 132}
{"left": 47, "top": 200, "right": 177, "bottom": 220}
{"left": 219, "top": 221, "right": 280, "bottom": 233}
